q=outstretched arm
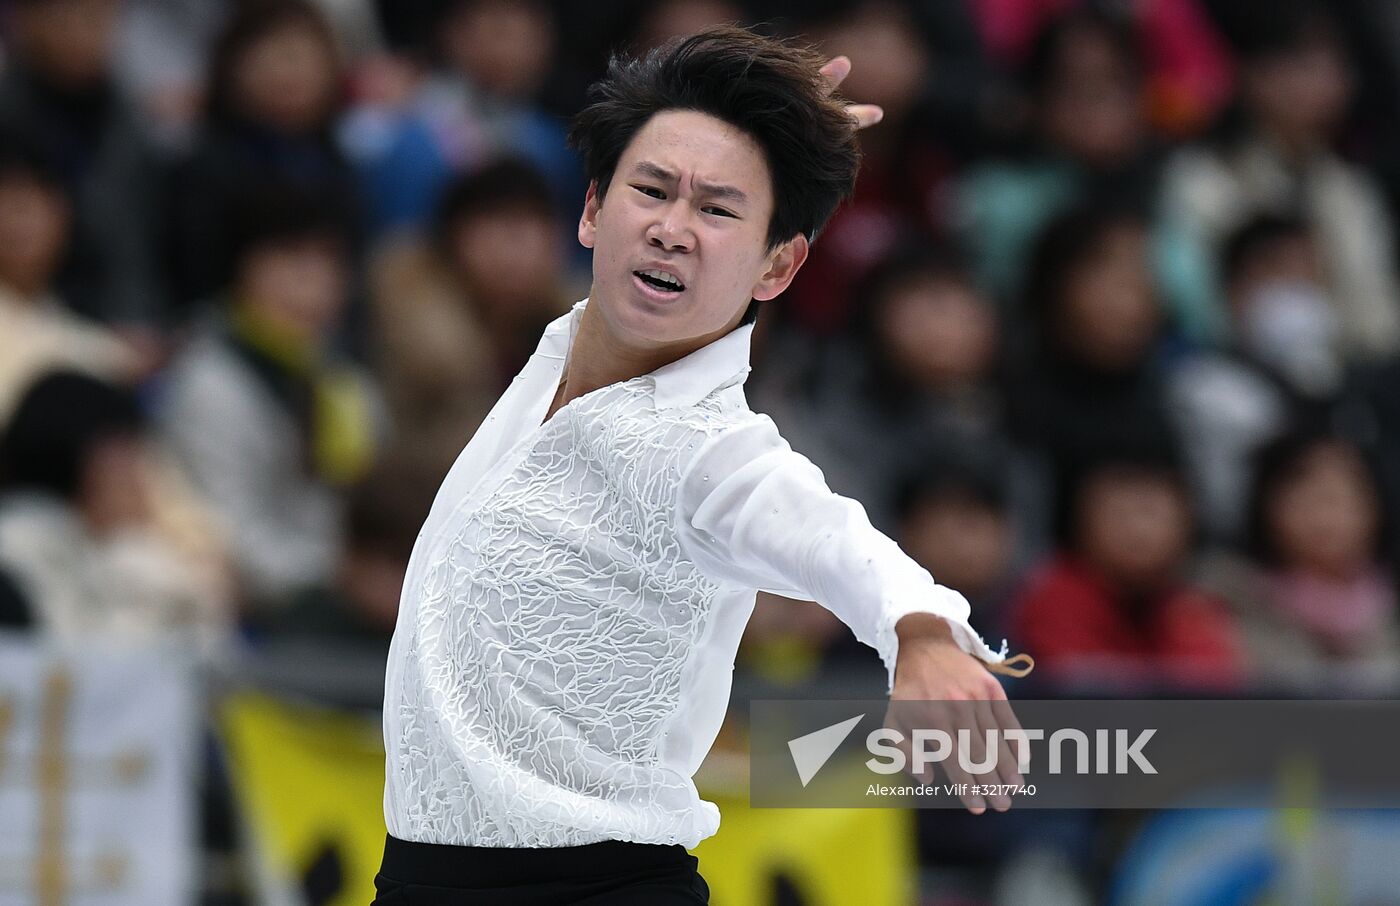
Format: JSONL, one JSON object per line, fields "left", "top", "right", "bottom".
{"left": 675, "top": 416, "right": 1022, "bottom": 686}
{"left": 674, "top": 416, "right": 1034, "bottom": 811}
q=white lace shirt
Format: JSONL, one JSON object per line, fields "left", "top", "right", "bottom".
{"left": 383, "top": 298, "right": 1011, "bottom": 848}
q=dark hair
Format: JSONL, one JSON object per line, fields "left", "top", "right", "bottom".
{"left": 1220, "top": 212, "right": 1312, "bottom": 289}
{"left": 851, "top": 239, "right": 986, "bottom": 400}
{"left": 1022, "top": 202, "right": 1148, "bottom": 340}
{"left": 855, "top": 240, "right": 976, "bottom": 341}
{"left": 0, "top": 127, "right": 64, "bottom": 193}
{"left": 206, "top": 0, "right": 342, "bottom": 128}
{"left": 228, "top": 182, "right": 350, "bottom": 267}
{"left": 568, "top": 25, "right": 860, "bottom": 252}
{"left": 433, "top": 157, "right": 557, "bottom": 245}
{"left": 1220, "top": 0, "right": 1338, "bottom": 64}
{"left": 1244, "top": 429, "right": 1387, "bottom": 567}
{"left": 1054, "top": 442, "right": 1188, "bottom": 548}
{"left": 1022, "top": 7, "right": 1141, "bottom": 97}
{"left": 0, "top": 371, "right": 145, "bottom": 500}
{"left": 892, "top": 454, "right": 1009, "bottom": 527}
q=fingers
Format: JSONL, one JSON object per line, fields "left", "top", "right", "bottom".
{"left": 949, "top": 700, "right": 990, "bottom": 814}
{"left": 887, "top": 695, "right": 1028, "bottom": 815}
{"left": 818, "top": 56, "right": 884, "bottom": 130}
{"left": 847, "top": 103, "right": 884, "bottom": 130}
{"left": 819, "top": 55, "right": 851, "bottom": 92}
{"left": 974, "top": 700, "right": 1020, "bottom": 811}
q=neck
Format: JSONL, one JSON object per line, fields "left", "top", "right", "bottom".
{"left": 557, "top": 291, "right": 738, "bottom": 404}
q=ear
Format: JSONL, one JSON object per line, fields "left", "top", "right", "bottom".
{"left": 751, "top": 233, "right": 809, "bottom": 301}
{"left": 578, "top": 180, "right": 601, "bottom": 249}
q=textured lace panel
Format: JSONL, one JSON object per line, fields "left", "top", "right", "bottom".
{"left": 392, "top": 379, "right": 746, "bottom": 847}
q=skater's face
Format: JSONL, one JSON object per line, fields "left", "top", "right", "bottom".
{"left": 578, "top": 109, "right": 807, "bottom": 352}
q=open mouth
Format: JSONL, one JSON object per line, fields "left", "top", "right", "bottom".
{"left": 634, "top": 269, "right": 686, "bottom": 294}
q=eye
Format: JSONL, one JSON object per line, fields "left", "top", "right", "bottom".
{"left": 632, "top": 184, "right": 665, "bottom": 199}
{"left": 702, "top": 206, "right": 737, "bottom": 218}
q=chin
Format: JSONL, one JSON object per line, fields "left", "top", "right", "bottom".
{"left": 606, "top": 283, "right": 692, "bottom": 342}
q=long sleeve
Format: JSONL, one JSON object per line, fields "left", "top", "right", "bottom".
{"left": 674, "top": 413, "right": 1013, "bottom": 691}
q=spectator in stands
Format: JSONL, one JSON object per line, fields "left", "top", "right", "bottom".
{"left": 0, "top": 0, "right": 167, "bottom": 326}
{"left": 1009, "top": 447, "right": 1243, "bottom": 692}
{"left": 267, "top": 455, "right": 437, "bottom": 648}
{"left": 0, "top": 129, "right": 138, "bottom": 421}
{"left": 1007, "top": 204, "right": 1180, "bottom": 538}
{"left": 159, "top": 185, "right": 383, "bottom": 616}
{"left": 778, "top": 0, "right": 952, "bottom": 336}
{"left": 369, "top": 157, "right": 574, "bottom": 485}
{"left": 1168, "top": 214, "right": 1342, "bottom": 538}
{"left": 755, "top": 244, "right": 1008, "bottom": 533}
{"left": 166, "top": 0, "right": 361, "bottom": 313}
{"left": 895, "top": 459, "right": 1018, "bottom": 636}
{"left": 956, "top": 7, "right": 1218, "bottom": 340}
{"left": 1161, "top": 0, "right": 1400, "bottom": 358}
{"left": 0, "top": 371, "right": 231, "bottom": 651}
{"left": 963, "top": 7, "right": 1226, "bottom": 341}
{"left": 108, "top": 0, "right": 229, "bottom": 147}
{"left": 344, "top": 0, "right": 581, "bottom": 234}
{"left": 1200, "top": 430, "right": 1400, "bottom": 692}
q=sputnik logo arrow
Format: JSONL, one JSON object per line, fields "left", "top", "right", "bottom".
{"left": 787, "top": 714, "right": 864, "bottom": 787}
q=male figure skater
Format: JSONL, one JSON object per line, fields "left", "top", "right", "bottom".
{"left": 374, "top": 26, "right": 1031, "bottom": 905}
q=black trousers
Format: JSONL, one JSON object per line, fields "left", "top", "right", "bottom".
{"left": 371, "top": 833, "right": 710, "bottom": 905}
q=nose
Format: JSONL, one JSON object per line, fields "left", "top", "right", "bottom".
{"left": 646, "top": 204, "right": 695, "bottom": 253}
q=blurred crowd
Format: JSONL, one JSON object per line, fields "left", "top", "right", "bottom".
{"left": 4, "top": 0, "right": 1400, "bottom": 697}
{"left": 5, "top": 0, "right": 1400, "bottom": 900}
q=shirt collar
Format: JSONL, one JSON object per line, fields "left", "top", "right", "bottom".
{"left": 534, "top": 298, "right": 755, "bottom": 410}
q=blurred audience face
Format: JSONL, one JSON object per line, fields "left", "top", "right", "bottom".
{"left": 14, "top": 0, "right": 119, "bottom": 90}
{"left": 1076, "top": 469, "right": 1192, "bottom": 590}
{"left": 442, "top": 0, "right": 555, "bottom": 101}
{"left": 238, "top": 236, "right": 347, "bottom": 339}
{"left": 231, "top": 19, "right": 340, "bottom": 133}
{"left": 448, "top": 205, "right": 561, "bottom": 317}
{"left": 1266, "top": 441, "right": 1379, "bottom": 579}
{"left": 1055, "top": 221, "right": 1158, "bottom": 371}
{"left": 876, "top": 276, "right": 996, "bottom": 390}
{"left": 902, "top": 491, "right": 1012, "bottom": 599}
{"left": 79, "top": 434, "right": 154, "bottom": 535}
{"left": 634, "top": 0, "right": 744, "bottom": 52}
{"left": 813, "top": 0, "right": 928, "bottom": 122}
{"left": 0, "top": 173, "right": 70, "bottom": 298}
{"left": 1039, "top": 20, "right": 1143, "bottom": 167}
{"left": 1242, "top": 31, "right": 1351, "bottom": 149}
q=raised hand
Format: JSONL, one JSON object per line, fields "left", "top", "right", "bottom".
{"left": 818, "top": 55, "right": 884, "bottom": 131}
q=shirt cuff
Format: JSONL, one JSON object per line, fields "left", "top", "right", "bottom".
{"left": 875, "top": 585, "right": 1012, "bottom": 694}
